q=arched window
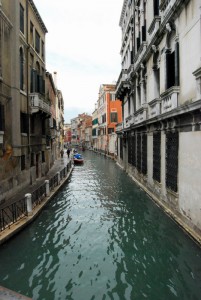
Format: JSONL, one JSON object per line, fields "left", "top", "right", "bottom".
{"left": 165, "top": 26, "right": 180, "bottom": 89}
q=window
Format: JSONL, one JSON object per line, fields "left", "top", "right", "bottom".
{"left": 42, "top": 151, "right": 45, "bottom": 162}
{"left": 110, "top": 93, "right": 116, "bottom": 101}
{"left": 108, "top": 128, "right": 114, "bottom": 134}
{"left": 0, "top": 104, "right": 5, "bottom": 131}
{"left": 153, "top": 132, "right": 161, "bottom": 182}
{"left": 142, "top": 21, "right": 146, "bottom": 42}
{"left": 154, "top": 0, "right": 159, "bottom": 16}
{"left": 20, "top": 48, "right": 24, "bottom": 90}
{"left": 102, "top": 114, "right": 106, "bottom": 123}
{"left": 30, "top": 21, "right": 34, "bottom": 45}
{"left": 20, "top": 4, "right": 24, "bottom": 34}
{"left": 35, "top": 30, "right": 40, "bottom": 54}
{"left": 20, "top": 112, "right": 28, "bottom": 134}
{"left": 166, "top": 51, "right": 175, "bottom": 89}
{"left": 128, "top": 97, "right": 131, "bottom": 115}
{"left": 166, "top": 132, "right": 179, "bottom": 192}
{"left": 92, "top": 118, "right": 98, "bottom": 125}
{"left": 111, "top": 112, "right": 117, "bottom": 123}
{"left": 41, "top": 41, "right": 44, "bottom": 60}
{"left": 166, "top": 42, "right": 180, "bottom": 89}
{"left": 137, "top": 134, "right": 141, "bottom": 172}
{"left": 21, "top": 155, "right": 26, "bottom": 171}
{"left": 92, "top": 128, "right": 97, "bottom": 136}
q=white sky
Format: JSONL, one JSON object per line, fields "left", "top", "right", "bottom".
{"left": 34, "top": 0, "right": 123, "bottom": 123}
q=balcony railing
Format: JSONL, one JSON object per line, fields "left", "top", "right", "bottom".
{"left": 148, "top": 98, "right": 161, "bottom": 118}
{"left": 147, "top": 17, "right": 161, "bottom": 44}
{"left": 116, "top": 122, "right": 123, "bottom": 132}
{"left": 116, "top": 70, "right": 128, "bottom": 91}
{"left": 134, "top": 104, "right": 148, "bottom": 124}
{"left": 160, "top": 0, "right": 182, "bottom": 22}
{"left": 125, "top": 114, "right": 134, "bottom": 128}
{"left": 161, "top": 86, "right": 180, "bottom": 114}
{"left": 30, "top": 93, "right": 51, "bottom": 115}
{"left": 116, "top": 70, "right": 131, "bottom": 98}
{"left": 134, "top": 42, "right": 147, "bottom": 69}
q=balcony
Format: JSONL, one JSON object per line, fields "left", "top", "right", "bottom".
{"left": 30, "top": 93, "right": 51, "bottom": 115}
{"left": 160, "top": 0, "right": 189, "bottom": 23}
{"left": 161, "top": 86, "right": 180, "bottom": 114}
{"left": 125, "top": 114, "right": 134, "bottom": 129}
{"left": 134, "top": 42, "right": 147, "bottom": 69}
{"left": 148, "top": 98, "right": 161, "bottom": 118}
{"left": 116, "top": 70, "right": 131, "bottom": 99}
{"left": 147, "top": 17, "right": 161, "bottom": 44}
{"left": 160, "top": 0, "right": 177, "bottom": 21}
{"left": 116, "top": 122, "right": 123, "bottom": 133}
{"left": 134, "top": 104, "right": 148, "bottom": 124}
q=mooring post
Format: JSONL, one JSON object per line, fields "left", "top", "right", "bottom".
{"left": 45, "top": 180, "right": 50, "bottom": 196}
{"left": 25, "top": 193, "right": 32, "bottom": 215}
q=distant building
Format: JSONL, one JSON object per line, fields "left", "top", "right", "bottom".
{"left": 64, "top": 123, "right": 72, "bottom": 145}
{"left": 92, "top": 104, "right": 99, "bottom": 150}
{"left": 45, "top": 71, "right": 57, "bottom": 168}
{"left": 71, "top": 117, "right": 79, "bottom": 145}
{"left": 77, "top": 113, "right": 92, "bottom": 149}
{"left": 93, "top": 84, "right": 122, "bottom": 156}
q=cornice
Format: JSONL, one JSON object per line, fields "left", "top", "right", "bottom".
{"left": 29, "top": 0, "right": 48, "bottom": 33}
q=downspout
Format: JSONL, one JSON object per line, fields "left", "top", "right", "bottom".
{"left": 26, "top": 0, "right": 30, "bottom": 155}
{"left": 133, "top": 0, "right": 136, "bottom": 113}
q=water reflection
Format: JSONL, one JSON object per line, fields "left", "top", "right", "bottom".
{"left": 0, "top": 151, "right": 201, "bottom": 300}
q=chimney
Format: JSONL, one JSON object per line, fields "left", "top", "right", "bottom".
{"left": 53, "top": 71, "right": 57, "bottom": 89}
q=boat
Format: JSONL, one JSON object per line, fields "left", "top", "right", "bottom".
{"left": 73, "top": 153, "right": 84, "bottom": 165}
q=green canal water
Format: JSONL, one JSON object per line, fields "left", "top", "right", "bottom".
{"left": 0, "top": 151, "right": 201, "bottom": 300}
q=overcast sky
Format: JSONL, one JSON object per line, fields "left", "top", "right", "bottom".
{"left": 34, "top": 0, "right": 123, "bottom": 123}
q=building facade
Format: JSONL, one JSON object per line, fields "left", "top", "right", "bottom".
{"left": 116, "top": 0, "right": 201, "bottom": 238}
{"left": 63, "top": 123, "right": 72, "bottom": 146}
{"left": 46, "top": 71, "right": 57, "bottom": 166}
{"left": 0, "top": 0, "right": 56, "bottom": 204}
{"left": 92, "top": 104, "right": 99, "bottom": 150}
{"left": 94, "top": 84, "right": 122, "bottom": 156}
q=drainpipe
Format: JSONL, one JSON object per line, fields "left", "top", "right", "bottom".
{"left": 133, "top": 0, "right": 136, "bottom": 113}
{"left": 26, "top": 0, "right": 30, "bottom": 155}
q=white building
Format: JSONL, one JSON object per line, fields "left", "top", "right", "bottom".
{"left": 71, "top": 117, "right": 79, "bottom": 145}
{"left": 116, "top": 0, "right": 201, "bottom": 242}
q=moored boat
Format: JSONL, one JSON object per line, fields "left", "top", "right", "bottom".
{"left": 73, "top": 153, "right": 84, "bottom": 165}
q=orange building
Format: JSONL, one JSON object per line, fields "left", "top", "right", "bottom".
{"left": 94, "top": 84, "right": 122, "bottom": 156}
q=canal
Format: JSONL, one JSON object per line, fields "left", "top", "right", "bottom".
{"left": 0, "top": 151, "right": 201, "bottom": 300}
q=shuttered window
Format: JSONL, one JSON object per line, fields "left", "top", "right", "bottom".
{"left": 0, "top": 104, "right": 5, "bottom": 131}
{"left": 20, "top": 4, "right": 24, "bottom": 34}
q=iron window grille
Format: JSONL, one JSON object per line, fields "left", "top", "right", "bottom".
{"left": 153, "top": 131, "right": 161, "bottom": 182}
{"left": 166, "top": 131, "right": 179, "bottom": 192}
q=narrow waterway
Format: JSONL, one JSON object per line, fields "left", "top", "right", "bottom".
{"left": 0, "top": 151, "right": 201, "bottom": 300}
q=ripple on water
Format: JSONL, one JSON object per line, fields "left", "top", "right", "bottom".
{"left": 0, "top": 152, "right": 201, "bottom": 299}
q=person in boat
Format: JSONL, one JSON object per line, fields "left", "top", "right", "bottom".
{"left": 74, "top": 153, "right": 82, "bottom": 159}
